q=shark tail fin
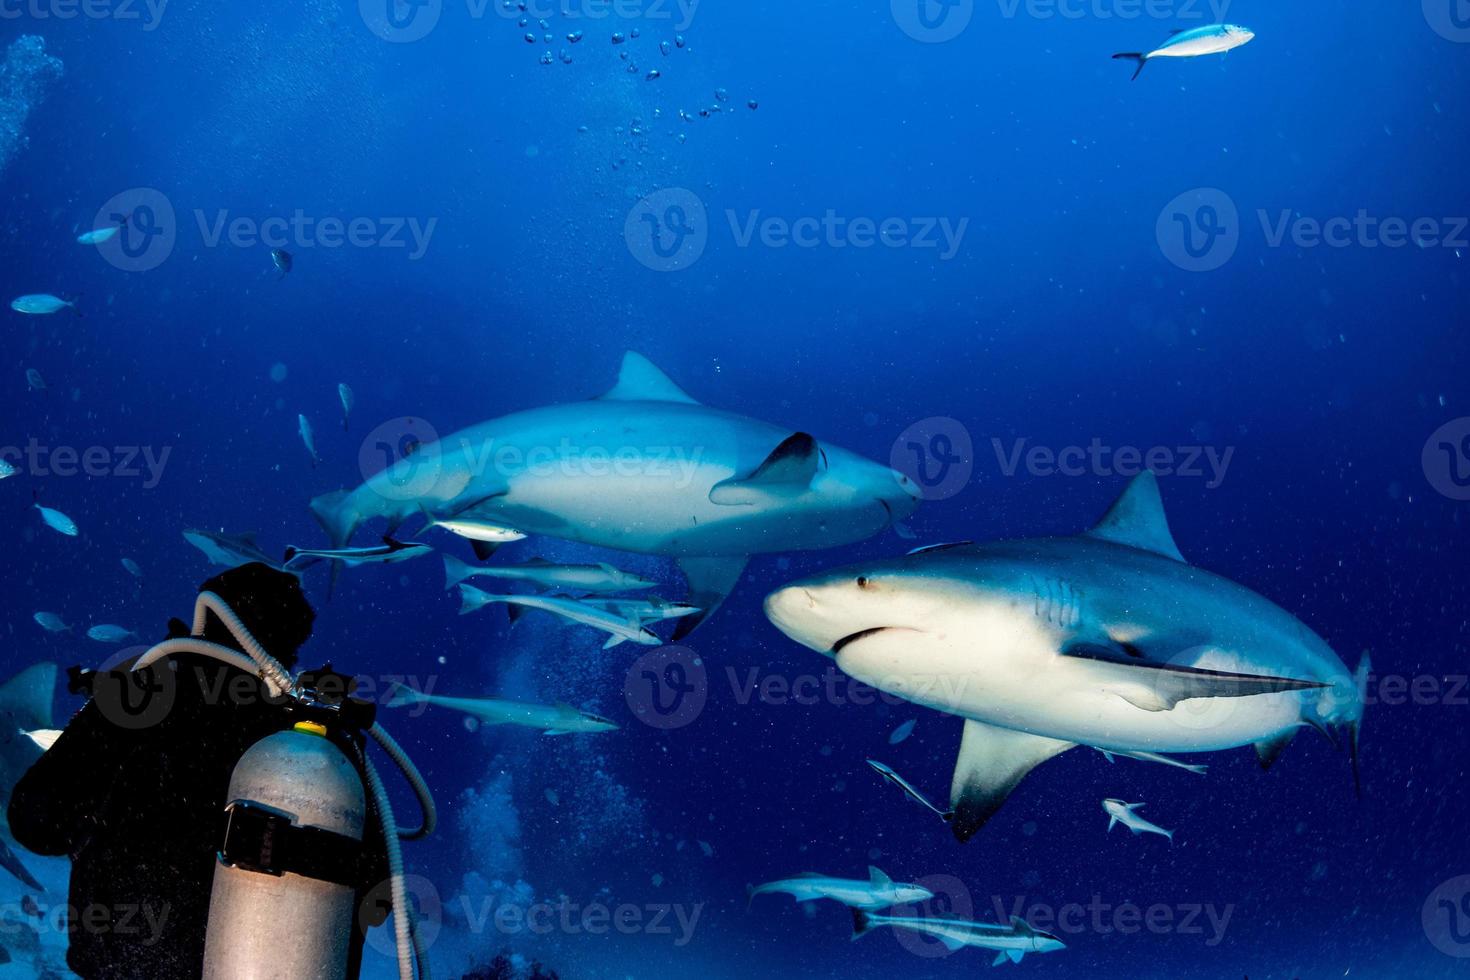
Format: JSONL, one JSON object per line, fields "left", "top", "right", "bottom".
{"left": 850, "top": 908, "right": 875, "bottom": 941}
{"left": 1348, "top": 652, "right": 1370, "bottom": 798}
{"left": 308, "top": 489, "right": 361, "bottom": 600}
{"left": 443, "top": 554, "right": 476, "bottom": 591}
{"left": 1112, "top": 52, "right": 1147, "bottom": 80}
{"left": 745, "top": 885, "right": 756, "bottom": 911}
{"left": 385, "top": 682, "right": 423, "bottom": 709}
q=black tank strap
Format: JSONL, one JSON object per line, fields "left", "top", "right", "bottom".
{"left": 218, "top": 802, "right": 364, "bottom": 888}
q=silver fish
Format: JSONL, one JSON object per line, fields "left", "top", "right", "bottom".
{"left": 34, "top": 503, "right": 77, "bottom": 537}
{"left": 298, "top": 414, "right": 320, "bottom": 467}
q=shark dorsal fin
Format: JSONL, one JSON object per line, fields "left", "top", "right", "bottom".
{"left": 867, "top": 866, "right": 891, "bottom": 888}
{"left": 0, "top": 662, "right": 57, "bottom": 730}
{"left": 1009, "top": 916, "right": 1035, "bottom": 936}
{"left": 1084, "top": 472, "right": 1185, "bottom": 562}
{"left": 599, "top": 352, "right": 700, "bottom": 404}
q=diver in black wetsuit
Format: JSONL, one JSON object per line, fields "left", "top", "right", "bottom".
{"left": 7, "top": 563, "right": 388, "bottom": 980}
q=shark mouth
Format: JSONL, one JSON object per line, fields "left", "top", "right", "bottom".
{"left": 832, "top": 626, "right": 910, "bottom": 654}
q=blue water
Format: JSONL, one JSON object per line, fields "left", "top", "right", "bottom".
{"left": 3, "top": 1, "right": 1469, "bottom": 977}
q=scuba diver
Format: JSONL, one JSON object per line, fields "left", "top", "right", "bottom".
{"left": 7, "top": 563, "right": 408, "bottom": 980}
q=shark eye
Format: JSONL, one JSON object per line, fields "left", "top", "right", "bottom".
{"left": 856, "top": 576, "right": 871, "bottom": 590}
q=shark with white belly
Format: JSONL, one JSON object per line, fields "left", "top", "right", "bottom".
{"left": 309, "top": 352, "right": 920, "bottom": 636}
{"left": 764, "top": 472, "right": 1368, "bottom": 842}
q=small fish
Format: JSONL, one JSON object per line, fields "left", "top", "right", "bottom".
{"left": 121, "top": 557, "right": 143, "bottom": 578}
{"left": 442, "top": 555, "right": 657, "bottom": 593}
{"left": 0, "top": 459, "right": 16, "bottom": 480}
{"left": 458, "top": 586, "right": 661, "bottom": 648}
{"left": 86, "top": 624, "right": 138, "bottom": 643}
{"left": 26, "top": 368, "right": 46, "bottom": 391}
{"left": 182, "top": 528, "right": 286, "bottom": 571}
{"left": 271, "top": 248, "right": 293, "bottom": 278}
{"left": 888, "top": 718, "right": 917, "bottom": 745}
{"left": 23, "top": 728, "right": 63, "bottom": 751}
{"left": 10, "top": 294, "right": 78, "bottom": 315}
{"left": 865, "top": 759, "right": 952, "bottom": 820}
{"left": 77, "top": 215, "right": 127, "bottom": 245}
{"left": 298, "top": 414, "right": 321, "bottom": 467}
{"left": 32, "top": 612, "right": 70, "bottom": 633}
{"left": 387, "top": 683, "right": 618, "bottom": 735}
{"left": 1113, "top": 24, "right": 1255, "bottom": 80}
{"left": 34, "top": 503, "right": 78, "bottom": 537}
{"left": 1092, "top": 746, "right": 1207, "bottom": 775}
{"left": 283, "top": 537, "right": 432, "bottom": 569}
{"left": 1102, "top": 798, "right": 1174, "bottom": 841}
{"left": 338, "top": 383, "right": 354, "bottom": 431}
{"left": 748, "top": 867, "right": 933, "bottom": 911}
{"left": 419, "top": 502, "right": 526, "bottom": 560}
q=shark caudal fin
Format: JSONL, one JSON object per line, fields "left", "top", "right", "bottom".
{"left": 850, "top": 908, "right": 876, "bottom": 941}
{"left": 443, "top": 554, "right": 478, "bottom": 591}
{"left": 1113, "top": 52, "right": 1147, "bottom": 80}
{"left": 1348, "top": 652, "right": 1370, "bottom": 797}
{"left": 308, "top": 489, "right": 360, "bottom": 549}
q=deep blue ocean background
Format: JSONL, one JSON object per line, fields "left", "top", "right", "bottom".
{"left": 3, "top": 1, "right": 1469, "bottom": 977}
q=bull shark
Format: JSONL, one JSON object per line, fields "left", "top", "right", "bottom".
{"left": 386, "top": 684, "right": 617, "bottom": 735}
{"left": 0, "top": 663, "right": 57, "bottom": 890}
{"left": 309, "top": 352, "right": 920, "bottom": 637}
{"left": 748, "top": 867, "right": 933, "bottom": 910}
{"left": 851, "top": 909, "right": 1064, "bottom": 964}
{"left": 765, "top": 472, "right": 1368, "bottom": 842}
{"left": 182, "top": 529, "right": 287, "bottom": 572}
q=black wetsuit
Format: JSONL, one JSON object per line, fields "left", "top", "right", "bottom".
{"left": 7, "top": 564, "right": 388, "bottom": 980}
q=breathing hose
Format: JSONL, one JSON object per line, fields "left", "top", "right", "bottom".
{"left": 128, "top": 591, "right": 434, "bottom": 980}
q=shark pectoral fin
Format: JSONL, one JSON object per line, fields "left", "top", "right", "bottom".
{"left": 1083, "top": 471, "right": 1186, "bottom": 562}
{"left": 992, "top": 951, "right": 1008, "bottom": 967}
{"left": 671, "top": 555, "right": 748, "bottom": 640}
{"left": 1007, "top": 950, "right": 1024, "bottom": 963}
{"left": 598, "top": 351, "right": 701, "bottom": 404}
{"left": 708, "top": 433, "right": 821, "bottom": 506}
{"left": 0, "top": 662, "right": 58, "bottom": 730}
{"left": 470, "top": 540, "right": 502, "bottom": 562}
{"left": 938, "top": 935, "right": 965, "bottom": 951}
{"left": 603, "top": 635, "right": 627, "bottom": 649}
{"left": 1254, "top": 729, "right": 1298, "bottom": 770}
{"left": 0, "top": 836, "right": 44, "bottom": 892}
{"left": 1107, "top": 816, "right": 1118, "bottom": 832}
{"left": 949, "top": 720, "right": 1075, "bottom": 843}
{"left": 1067, "top": 650, "right": 1329, "bottom": 711}
{"left": 542, "top": 729, "right": 573, "bottom": 736}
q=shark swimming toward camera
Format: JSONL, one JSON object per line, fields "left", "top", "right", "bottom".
{"left": 0, "top": 663, "right": 57, "bottom": 891}
{"left": 748, "top": 867, "right": 934, "bottom": 910}
{"left": 1113, "top": 23, "right": 1255, "bottom": 80}
{"left": 851, "top": 909, "right": 1065, "bottom": 964}
{"left": 765, "top": 472, "right": 1368, "bottom": 842}
{"left": 386, "top": 684, "right": 618, "bottom": 735}
{"left": 309, "top": 352, "right": 920, "bottom": 636}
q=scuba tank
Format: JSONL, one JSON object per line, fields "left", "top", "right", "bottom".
{"left": 202, "top": 718, "right": 366, "bottom": 979}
